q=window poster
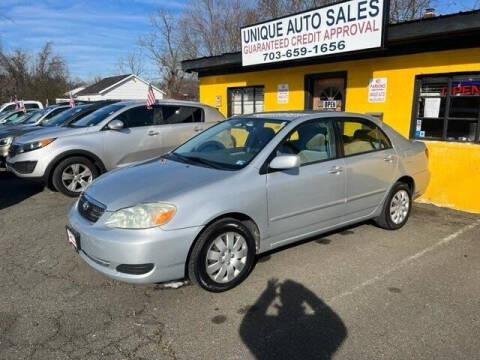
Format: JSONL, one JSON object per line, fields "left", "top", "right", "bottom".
{"left": 424, "top": 98, "right": 441, "bottom": 118}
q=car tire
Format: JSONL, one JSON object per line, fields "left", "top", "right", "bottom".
{"left": 374, "top": 182, "right": 412, "bottom": 230}
{"left": 52, "top": 156, "right": 99, "bottom": 197}
{"left": 188, "top": 218, "right": 256, "bottom": 292}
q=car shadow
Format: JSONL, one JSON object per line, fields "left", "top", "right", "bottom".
{"left": 239, "top": 279, "right": 347, "bottom": 360}
{"left": 0, "top": 172, "right": 44, "bottom": 210}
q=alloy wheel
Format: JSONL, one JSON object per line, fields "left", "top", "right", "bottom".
{"left": 61, "top": 163, "right": 93, "bottom": 193}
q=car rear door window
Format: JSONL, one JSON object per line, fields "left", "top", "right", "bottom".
{"left": 160, "top": 106, "right": 203, "bottom": 124}
{"left": 277, "top": 119, "right": 337, "bottom": 166}
{"left": 117, "top": 106, "right": 154, "bottom": 128}
{"left": 339, "top": 119, "right": 391, "bottom": 156}
{"left": 24, "top": 103, "right": 40, "bottom": 109}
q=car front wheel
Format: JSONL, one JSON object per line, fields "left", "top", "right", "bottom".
{"left": 52, "top": 156, "right": 99, "bottom": 197}
{"left": 374, "top": 182, "right": 412, "bottom": 230}
{"left": 188, "top": 218, "right": 256, "bottom": 292}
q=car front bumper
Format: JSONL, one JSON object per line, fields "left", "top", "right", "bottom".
{"left": 7, "top": 148, "right": 49, "bottom": 179}
{"left": 67, "top": 202, "right": 204, "bottom": 284}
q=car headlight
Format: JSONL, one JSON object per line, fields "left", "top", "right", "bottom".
{"left": 0, "top": 136, "right": 13, "bottom": 146}
{"left": 104, "top": 203, "right": 176, "bottom": 229}
{"left": 18, "top": 138, "right": 56, "bottom": 153}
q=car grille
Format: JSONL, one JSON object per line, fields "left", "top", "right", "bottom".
{"left": 8, "top": 144, "right": 21, "bottom": 157}
{"left": 78, "top": 194, "right": 106, "bottom": 223}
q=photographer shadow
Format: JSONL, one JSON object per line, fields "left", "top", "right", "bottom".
{"left": 239, "top": 279, "right": 347, "bottom": 360}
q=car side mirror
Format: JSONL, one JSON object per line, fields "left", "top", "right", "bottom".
{"left": 107, "top": 119, "right": 124, "bottom": 130}
{"left": 269, "top": 155, "right": 300, "bottom": 170}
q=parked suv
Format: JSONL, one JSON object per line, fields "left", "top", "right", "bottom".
{"left": 0, "top": 102, "right": 117, "bottom": 169}
{"left": 0, "top": 101, "right": 43, "bottom": 114}
{"left": 7, "top": 100, "right": 225, "bottom": 196}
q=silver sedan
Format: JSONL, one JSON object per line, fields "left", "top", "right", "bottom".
{"left": 67, "top": 112, "right": 430, "bottom": 292}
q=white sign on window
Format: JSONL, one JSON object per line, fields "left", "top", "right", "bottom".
{"left": 277, "top": 84, "right": 289, "bottom": 104}
{"left": 241, "top": 0, "right": 386, "bottom": 66}
{"left": 424, "top": 98, "right": 441, "bottom": 118}
{"left": 368, "top": 77, "right": 387, "bottom": 103}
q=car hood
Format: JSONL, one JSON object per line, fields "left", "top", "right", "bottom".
{"left": 0, "top": 125, "right": 41, "bottom": 138}
{"left": 14, "top": 126, "right": 96, "bottom": 143}
{"left": 85, "top": 157, "right": 234, "bottom": 211}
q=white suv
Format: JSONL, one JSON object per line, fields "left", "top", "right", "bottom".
{"left": 0, "top": 101, "right": 44, "bottom": 114}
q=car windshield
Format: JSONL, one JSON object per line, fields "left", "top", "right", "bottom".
{"left": 172, "top": 117, "right": 288, "bottom": 170}
{"left": 16, "top": 110, "right": 45, "bottom": 125}
{"left": 41, "top": 106, "right": 86, "bottom": 127}
{"left": 69, "top": 103, "right": 126, "bottom": 128}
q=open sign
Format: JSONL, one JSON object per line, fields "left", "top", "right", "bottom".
{"left": 323, "top": 100, "right": 337, "bottom": 109}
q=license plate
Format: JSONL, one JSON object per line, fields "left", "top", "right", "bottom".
{"left": 66, "top": 227, "right": 80, "bottom": 252}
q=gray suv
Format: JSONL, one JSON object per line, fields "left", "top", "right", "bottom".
{"left": 7, "top": 100, "right": 224, "bottom": 196}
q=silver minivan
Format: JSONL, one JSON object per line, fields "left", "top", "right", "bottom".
{"left": 7, "top": 100, "right": 225, "bottom": 196}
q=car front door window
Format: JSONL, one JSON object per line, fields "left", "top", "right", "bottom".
{"left": 276, "top": 119, "right": 337, "bottom": 165}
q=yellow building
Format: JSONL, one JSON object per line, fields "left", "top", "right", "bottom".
{"left": 182, "top": 10, "right": 480, "bottom": 214}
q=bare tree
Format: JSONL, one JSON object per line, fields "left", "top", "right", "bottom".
{"left": 139, "top": 10, "right": 193, "bottom": 98}
{"left": 0, "top": 42, "right": 69, "bottom": 103}
{"left": 390, "top": 0, "right": 435, "bottom": 22}
{"left": 116, "top": 50, "right": 146, "bottom": 76}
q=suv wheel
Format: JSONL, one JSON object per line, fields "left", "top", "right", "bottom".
{"left": 188, "top": 218, "right": 256, "bottom": 292}
{"left": 374, "top": 182, "right": 412, "bottom": 230}
{"left": 52, "top": 156, "right": 99, "bottom": 197}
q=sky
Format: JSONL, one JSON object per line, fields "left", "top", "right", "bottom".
{"left": 0, "top": 0, "right": 187, "bottom": 80}
{"left": 0, "top": 0, "right": 477, "bottom": 81}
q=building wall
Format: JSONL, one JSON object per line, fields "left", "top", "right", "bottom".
{"left": 104, "top": 77, "right": 164, "bottom": 100}
{"left": 76, "top": 78, "right": 164, "bottom": 101}
{"left": 198, "top": 48, "right": 480, "bottom": 213}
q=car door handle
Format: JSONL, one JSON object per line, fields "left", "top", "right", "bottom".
{"left": 328, "top": 166, "right": 344, "bottom": 174}
{"left": 384, "top": 155, "right": 394, "bottom": 162}
{"left": 194, "top": 126, "right": 203, "bottom": 132}
{"left": 148, "top": 130, "right": 159, "bottom": 136}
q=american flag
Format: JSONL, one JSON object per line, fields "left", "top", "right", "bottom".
{"left": 69, "top": 92, "right": 75, "bottom": 108}
{"left": 146, "top": 83, "right": 156, "bottom": 109}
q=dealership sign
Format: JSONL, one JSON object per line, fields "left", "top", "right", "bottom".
{"left": 241, "top": 0, "right": 387, "bottom": 66}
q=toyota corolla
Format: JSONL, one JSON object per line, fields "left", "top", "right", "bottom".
{"left": 67, "top": 112, "right": 429, "bottom": 292}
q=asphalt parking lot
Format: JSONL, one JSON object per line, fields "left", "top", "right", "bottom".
{"left": 1, "top": 172, "right": 480, "bottom": 360}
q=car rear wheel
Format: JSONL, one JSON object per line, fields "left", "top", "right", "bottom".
{"left": 52, "top": 156, "right": 99, "bottom": 197}
{"left": 374, "top": 182, "right": 412, "bottom": 230}
{"left": 188, "top": 218, "right": 256, "bottom": 292}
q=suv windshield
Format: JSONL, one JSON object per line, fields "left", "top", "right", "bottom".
{"left": 41, "top": 106, "right": 87, "bottom": 127}
{"left": 16, "top": 110, "right": 45, "bottom": 125}
{"left": 69, "top": 103, "right": 126, "bottom": 128}
{"left": 172, "top": 117, "right": 287, "bottom": 170}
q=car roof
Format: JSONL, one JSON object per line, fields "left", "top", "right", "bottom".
{"left": 112, "top": 99, "right": 217, "bottom": 109}
{"left": 237, "top": 111, "right": 379, "bottom": 123}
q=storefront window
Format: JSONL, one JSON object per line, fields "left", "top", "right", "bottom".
{"left": 413, "top": 74, "right": 480, "bottom": 143}
{"left": 227, "top": 86, "right": 264, "bottom": 116}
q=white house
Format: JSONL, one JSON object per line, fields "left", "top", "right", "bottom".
{"left": 73, "top": 74, "right": 165, "bottom": 102}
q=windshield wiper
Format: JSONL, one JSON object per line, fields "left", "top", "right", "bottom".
{"left": 182, "top": 156, "right": 223, "bottom": 169}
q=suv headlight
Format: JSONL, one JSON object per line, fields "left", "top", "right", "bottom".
{"left": 0, "top": 136, "right": 13, "bottom": 146}
{"left": 18, "top": 138, "right": 56, "bottom": 153}
{"left": 105, "top": 203, "right": 176, "bottom": 229}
